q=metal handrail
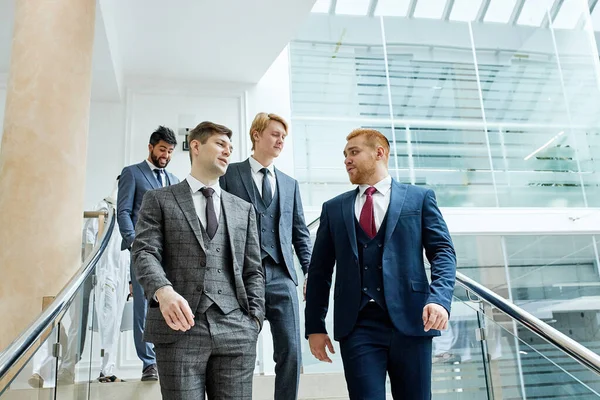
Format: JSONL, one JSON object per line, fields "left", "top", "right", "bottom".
{"left": 0, "top": 207, "right": 116, "bottom": 387}
{"left": 456, "top": 271, "right": 600, "bottom": 375}
{"left": 305, "top": 216, "right": 600, "bottom": 375}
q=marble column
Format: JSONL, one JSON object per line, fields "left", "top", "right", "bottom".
{"left": 0, "top": 0, "right": 96, "bottom": 352}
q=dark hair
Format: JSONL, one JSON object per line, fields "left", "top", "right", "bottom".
{"left": 188, "top": 121, "right": 232, "bottom": 145}
{"left": 149, "top": 126, "right": 177, "bottom": 146}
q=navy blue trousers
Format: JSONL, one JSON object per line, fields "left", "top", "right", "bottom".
{"left": 339, "top": 302, "right": 432, "bottom": 400}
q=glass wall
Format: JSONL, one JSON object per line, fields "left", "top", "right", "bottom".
{"left": 290, "top": 0, "right": 600, "bottom": 209}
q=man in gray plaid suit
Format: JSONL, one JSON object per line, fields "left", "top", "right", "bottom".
{"left": 132, "top": 121, "right": 265, "bottom": 400}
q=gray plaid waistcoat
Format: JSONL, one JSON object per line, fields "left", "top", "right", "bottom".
{"left": 196, "top": 213, "right": 240, "bottom": 314}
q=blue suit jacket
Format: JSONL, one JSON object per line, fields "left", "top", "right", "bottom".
{"left": 117, "top": 161, "right": 179, "bottom": 250}
{"left": 305, "top": 179, "right": 456, "bottom": 341}
{"left": 220, "top": 159, "right": 312, "bottom": 285}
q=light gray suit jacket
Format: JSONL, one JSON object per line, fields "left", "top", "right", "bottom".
{"left": 132, "top": 180, "right": 265, "bottom": 344}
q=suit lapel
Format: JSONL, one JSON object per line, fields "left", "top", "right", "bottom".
{"left": 384, "top": 179, "right": 408, "bottom": 245}
{"left": 220, "top": 192, "right": 239, "bottom": 271}
{"left": 274, "top": 168, "right": 287, "bottom": 215}
{"left": 342, "top": 189, "right": 359, "bottom": 259}
{"left": 238, "top": 159, "right": 259, "bottom": 205}
{"left": 172, "top": 181, "right": 206, "bottom": 254}
{"left": 138, "top": 161, "right": 160, "bottom": 190}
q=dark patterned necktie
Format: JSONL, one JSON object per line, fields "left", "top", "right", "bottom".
{"left": 260, "top": 168, "right": 272, "bottom": 207}
{"left": 359, "top": 187, "right": 377, "bottom": 238}
{"left": 200, "top": 187, "right": 218, "bottom": 239}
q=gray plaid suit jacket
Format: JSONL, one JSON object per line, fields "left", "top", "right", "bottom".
{"left": 132, "top": 180, "right": 265, "bottom": 344}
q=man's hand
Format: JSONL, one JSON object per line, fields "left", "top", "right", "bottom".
{"left": 308, "top": 333, "right": 335, "bottom": 363}
{"left": 422, "top": 303, "right": 449, "bottom": 332}
{"left": 303, "top": 274, "right": 308, "bottom": 302}
{"left": 156, "top": 286, "right": 195, "bottom": 332}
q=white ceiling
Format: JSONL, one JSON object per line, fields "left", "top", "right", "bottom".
{"left": 0, "top": 0, "right": 316, "bottom": 100}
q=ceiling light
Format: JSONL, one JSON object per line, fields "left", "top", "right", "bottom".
{"left": 311, "top": 0, "right": 331, "bottom": 13}
{"left": 336, "top": 0, "right": 370, "bottom": 15}
{"left": 375, "top": 0, "right": 411, "bottom": 16}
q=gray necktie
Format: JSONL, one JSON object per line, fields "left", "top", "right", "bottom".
{"left": 260, "top": 168, "right": 272, "bottom": 207}
{"left": 200, "top": 187, "right": 218, "bottom": 239}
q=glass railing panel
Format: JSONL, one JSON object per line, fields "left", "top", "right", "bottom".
{"left": 466, "top": 296, "right": 600, "bottom": 399}
{"left": 54, "top": 273, "right": 95, "bottom": 400}
{"left": 0, "top": 325, "right": 59, "bottom": 400}
{"left": 431, "top": 296, "right": 490, "bottom": 399}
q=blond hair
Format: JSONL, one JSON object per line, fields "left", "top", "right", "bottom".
{"left": 346, "top": 128, "right": 390, "bottom": 160}
{"left": 249, "top": 113, "right": 288, "bottom": 150}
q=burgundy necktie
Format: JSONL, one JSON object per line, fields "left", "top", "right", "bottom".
{"left": 359, "top": 187, "right": 377, "bottom": 239}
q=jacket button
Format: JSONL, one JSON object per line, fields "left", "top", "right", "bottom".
{"left": 377, "top": 287, "right": 381, "bottom": 291}
{"left": 363, "top": 287, "right": 367, "bottom": 292}
{"left": 378, "top": 265, "right": 382, "bottom": 270}
{"left": 196, "top": 285, "right": 202, "bottom": 291}
{"left": 364, "top": 266, "right": 368, "bottom": 270}
{"left": 204, "top": 289, "right": 209, "bottom": 294}
{"left": 217, "top": 269, "right": 222, "bottom": 273}
{"left": 270, "top": 215, "right": 274, "bottom": 218}
{"left": 271, "top": 245, "right": 274, "bottom": 248}
{"left": 378, "top": 244, "right": 383, "bottom": 248}
{"left": 364, "top": 244, "right": 368, "bottom": 249}
{"left": 216, "top": 248, "right": 220, "bottom": 252}
{"left": 262, "top": 229, "right": 265, "bottom": 232}
{"left": 218, "top": 289, "right": 222, "bottom": 294}
{"left": 271, "top": 229, "right": 275, "bottom": 233}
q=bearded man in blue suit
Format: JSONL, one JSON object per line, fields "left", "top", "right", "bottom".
{"left": 305, "top": 128, "right": 456, "bottom": 400}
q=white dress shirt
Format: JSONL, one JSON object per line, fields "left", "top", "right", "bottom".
{"left": 146, "top": 159, "right": 166, "bottom": 187}
{"left": 186, "top": 174, "right": 221, "bottom": 229}
{"left": 248, "top": 156, "right": 276, "bottom": 196}
{"left": 354, "top": 175, "right": 392, "bottom": 232}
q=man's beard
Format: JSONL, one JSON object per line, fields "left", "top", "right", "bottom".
{"left": 349, "top": 162, "right": 376, "bottom": 185}
{"left": 150, "top": 152, "right": 169, "bottom": 168}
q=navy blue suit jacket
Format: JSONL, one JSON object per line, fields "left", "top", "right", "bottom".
{"left": 305, "top": 179, "right": 456, "bottom": 341}
{"left": 117, "top": 161, "right": 179, "bottom": 250}
{"left": 220, "top": 159, "right": 312, "bottom": 285}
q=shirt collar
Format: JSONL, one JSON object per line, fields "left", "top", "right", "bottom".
{"left": 249, "top": 156, "right": 275, "bottom": 176}
{"left": 358, "top": 175, "right": 392, "bottom": 197}
{"left": 146, "top": 159, "right": 163, "bottom": 172}
{"left": 186, "top": 174, "right": 221, "bottom": 198}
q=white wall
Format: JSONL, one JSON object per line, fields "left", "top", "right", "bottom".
{"left": 125, "top": 90, "right": 244, "bottom": 180}
{"left": 84, "top": 101, "right": 126, "bottom": 210}
{"left": 246, "top": 46, "right": 295, "bottom": 176}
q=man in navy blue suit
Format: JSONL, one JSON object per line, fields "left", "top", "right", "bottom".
{"left": 117, "top": 126, "right": 180, "bottom": 381}
{"left": 305, "top": 128, "right": 456, "bottom": 399}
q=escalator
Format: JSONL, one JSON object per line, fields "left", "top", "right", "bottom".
{"left": 1, "top": 211, "right": 600, "bottom": 399}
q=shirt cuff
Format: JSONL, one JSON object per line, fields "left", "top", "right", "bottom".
{"left": 153, "top": 285, "right": 172, "bottom": 302}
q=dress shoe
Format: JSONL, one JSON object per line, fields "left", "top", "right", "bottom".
{"left": 141, "top": 364, "right": 159, "bottom": 382}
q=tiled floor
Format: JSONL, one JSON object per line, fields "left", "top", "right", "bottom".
{"left": 1, "top": 373, "right": 382, "bottom": 400}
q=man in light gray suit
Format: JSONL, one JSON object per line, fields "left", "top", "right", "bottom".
{"left": 117, "top": 126, "right": 179, "bottom": 381}
{"left": 132, "top": 121, "right": 264, "bottom": 400}
{"left": 220, "top": 112, "right": 312, "bottom": 400}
